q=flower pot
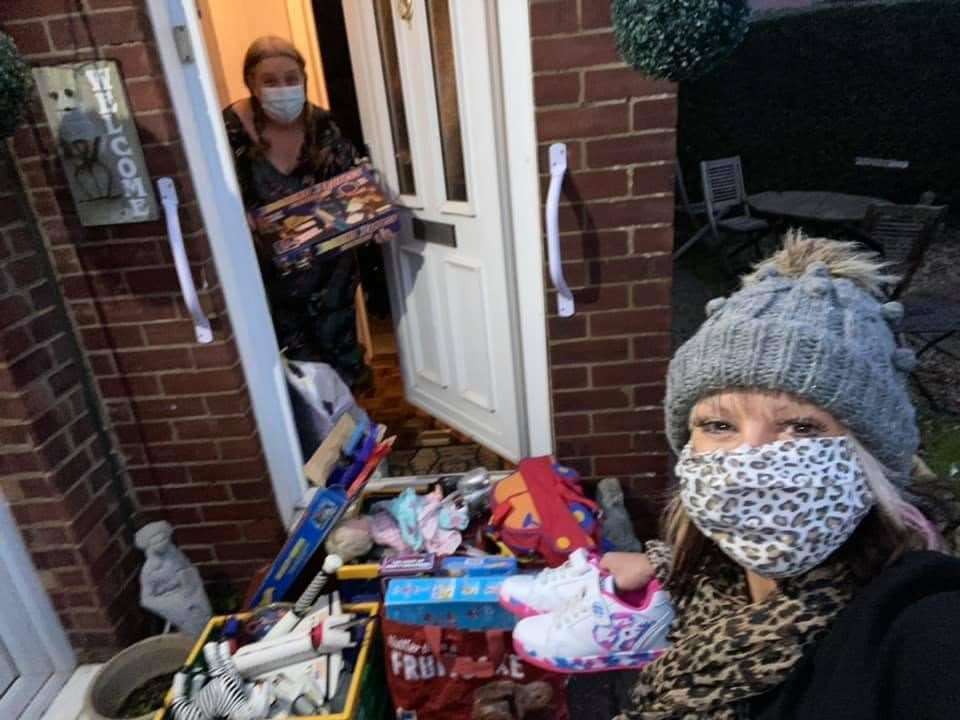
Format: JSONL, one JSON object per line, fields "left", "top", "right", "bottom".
{"left": 83, "top": 633, "right": 195, "bottom": 720}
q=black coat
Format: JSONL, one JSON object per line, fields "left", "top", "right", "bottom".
{"left": 751, "top": 551, "right": 960, "bottom": 720}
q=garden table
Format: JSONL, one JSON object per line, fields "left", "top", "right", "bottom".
{"left": 748, "top": 191, "right": 892, "bottom": 224}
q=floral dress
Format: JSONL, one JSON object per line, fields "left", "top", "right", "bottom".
{"left": 222, "top": 103, "right": 370, "bottom": 388}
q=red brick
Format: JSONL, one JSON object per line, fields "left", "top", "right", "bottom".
{"left": 595, "top": 454, "right": 668, "bottom": 476}
{"left": 537, "top": 105, "right": 628, "bottom": 142}
{"left": 6, "top": 346, "right": 52, "bottom": 387}
{"left": 131, "top": 396, "right": 207, "bottom": 420}
{"left": 594, "top": 409, "right": 662, "bottom": 433}
{"left": 558, "top": 456, "right": 593, "bottom": 478}
{"left": 193, "top": 343, "right": 238, "bottom": 369}
{"left": 532, "top": 33, "right": 619, "bottom": 71}
{"left": 584, "top": 68, "right": 675, "bottom": 102}
{"left": 3, "top": 22, "right": 50, "bottom": 55}
{"left": 244, "top": 519, "right": 285, "bottom": 542}
{"left": 548, "top": 314, "right": 587, "bottom": 341}
{"left": 11, "top": 500, "right": 70, "bottom": 525}
{"left": 633, "top": 432, "right": 669, "bottom": 454}
{"left": 633, "top": 333, "right": 673, "bottom": 358}
{"left": 550, "top": 338, "right": 629, "bottom": 366}
{"left": 580, "top": 254, "right": 670, "bottom": 284}
{"left": 142, "top": 320, "right": 202, "bottom": 346}
{"left": 114, "top": 347, "right": 193, "bottom": 374}
{"left": 7, "top": 254, "right": 45, "bottom": 286}
{"left": 551, "top": 366, "right": 588, "bottom": 390}
{"left": 573, "top": 284, "right": 630, "bottom": 312}
{"left": 591, "top": 308, "right": 671, "bottom": 336}
{"left": 0, "top": 295, "right": 31, "bottom": 328}
{"left": 632, "top": 225, "right": 674, "bottom": 252}
{"left": 113, "top": 420, "right": 172, "bottom": 444}
{"left": 32, "top": 548, "right": 82, "bottom": 570}
{"left": 159, "top": 484, "right": 229, "bottom": 506}
{"left": 146, "top": 442, "right": 218, "bottom": 464}
{"left": 205, "top": 392, "right": 252, "bottom": 415}
{"left": 133, "top": 111, "right": 180, "bottom": 143}
{"left": 174, "top": 416, "right": 254, "bottom": 439}
{"left": 76, "top": 242, "right": 163, "bottom": 270}
{"left": 632, "top": 98, "right": 678, "bottom": 131}
{"left": 203, "top": 502, "right": 272, "bottom": 523}
{"left": 633, "top": 384, "right": 666, "bottom": 408}
{"left": 581, "top": 0, "right": 612, "bottom": 29}
{"left": 161, "top": 368, "right": 245, "bottom": 395}
{"left": 49, "top": 363, "right": 82, "bottom": 395}
{"left": 583, "top": 196, "right": 673, "bottom": 228}
{"left": 188, "top": 459, "right": 266, "bottom": 483}
{"left": 563, "top": 170, "right": 629, "bottom": 201}
{"left": 229, "top": 480, "right": 273, "bottom": 501}
{"left": 530, "top": 0, "right": 578, "bottom": 35}
{"left": 127, "top": 465, "right": 189, "bottom": 488}
{"left": 104, "top": 42, "right": 154, "bottom": 78}
{"left": 79, "top": 325, "right": 144, "bottom": 351}
{"left": 558, "top": 433, "right": 632, "bottom": 457}
{"left": 97, "top": 374, "right": 160, "bottom": 398}
{"left": 534, "top": 72, "right": 580, "bottom": 106}
{"left": 216, "top": 541, "right": 279, "bottom": 561}
{"left": 61, "top": 272, "right": 129, "bottom": 299}
{"left": 218, "top": 438, "right": 260, "bottom": 459}
{"left": 587, "top": 132, "right": 676, "bottom": 167}
{"left": 85, "top": 297, "right": 177, "bottom": 324}
{"left": 48, "top": 9, "right": 148, "bottom": 50}
{"left": 554, "top": 388, "right": 629, "bottom": 412}
{"left": 591, "top": 360, "right": 668, "bottom": 387}
{"left": 553, "top": 412, "right": 591, "bottom": 437}
{"left": 142, "top": 144, "right": 183, "bottom": 176}
{"left": 631, "top": 281, "right": 671, "bottom": 307}
{"left": 175, "top": 523, "right": 244, "bottom": 545}
{"left": 1, "top": 327, "right": 32, "bottom": 360}
{"left": 558, "top": 230, "right": 629, "bottom": 261}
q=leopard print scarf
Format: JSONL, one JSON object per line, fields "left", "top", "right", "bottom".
{"left": 618, "top": 542, "right": 855, "bottom": 720}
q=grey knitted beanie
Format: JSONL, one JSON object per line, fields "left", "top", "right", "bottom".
{"left": 665, "top": 233, "right": 919, "bottom": 484}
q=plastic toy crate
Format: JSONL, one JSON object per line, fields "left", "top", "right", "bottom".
{"left": 154, "top": 602, "right": 380, "bottom": 720}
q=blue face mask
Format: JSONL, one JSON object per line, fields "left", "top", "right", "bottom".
{"left": 259, "top": 84, "right": 305, "bottom": 124}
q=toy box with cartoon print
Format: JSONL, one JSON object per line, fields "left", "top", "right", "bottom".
{"left": 252, "top": 164, "right": 399, "bottom": 274}
{"left": 384, "top": 576, "right": 517, "bottom": 631}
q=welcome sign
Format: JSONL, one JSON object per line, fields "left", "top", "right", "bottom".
{"left": 33, "top": 60, "right": 159, "bottom": 226}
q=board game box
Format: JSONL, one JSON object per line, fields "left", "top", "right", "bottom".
{"left": 252, "top": 164, "right": 400, "bottom": 274}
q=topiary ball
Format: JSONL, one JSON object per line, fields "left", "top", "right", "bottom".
{"left": 612, "top": 0, "right": 750, "bottom": 82}
{"left": 0, "top": 32, "right": 32, "bottom": 139}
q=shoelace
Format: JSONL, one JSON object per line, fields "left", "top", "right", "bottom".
{"left": 550, "top": 585, "right": 598, "bottom": 629}
{"left": 536, "top": 551, "right": 592, "bottom": 584}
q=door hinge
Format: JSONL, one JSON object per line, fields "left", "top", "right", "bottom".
{"left": 173, "top": 25, "right": 194, "bottom": 64}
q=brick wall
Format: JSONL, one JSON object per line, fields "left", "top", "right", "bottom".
{"left": 1, "top": 0, "right": 285, "bottom": 658}
{"left": 530, "top": 0, "right": 677, "bottom": 536}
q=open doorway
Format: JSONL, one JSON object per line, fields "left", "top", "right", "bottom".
{"left": 194, "top": 0, "right": 524, "bottom": 475}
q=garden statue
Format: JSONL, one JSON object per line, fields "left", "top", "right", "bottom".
{"left": 135, "top": 521, "right": 212, "bottom": 638}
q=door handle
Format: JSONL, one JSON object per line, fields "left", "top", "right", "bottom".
{"left": 156, "top": 177, "right": 214, "bottom": 343}
{"left": 546, "top": 143, "right": 575, "bottom": 318}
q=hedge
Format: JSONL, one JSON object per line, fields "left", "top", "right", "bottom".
{"left": 678, "top": 0, "right": 960, "bottom": 211}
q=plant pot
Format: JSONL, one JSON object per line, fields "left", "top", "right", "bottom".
{"left": 83, "top": 633, "right": 195, "bottom": 720}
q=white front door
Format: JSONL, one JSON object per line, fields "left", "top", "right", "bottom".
{"left": 0, "top": 500, "right": 75, "bottom": 719}
{"left": 345, "top": 0, "right": 529, "bottom": 461}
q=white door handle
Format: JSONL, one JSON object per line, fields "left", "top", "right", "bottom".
{"left": 546, "top": 143, "right": 575, "bottom": 317}
{"left": 156, "top": 177, "right": 213, "bottom": 343}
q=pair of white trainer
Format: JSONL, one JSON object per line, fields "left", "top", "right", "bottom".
{"left": 498, "top": 549, "right": 675, "bottom": 674}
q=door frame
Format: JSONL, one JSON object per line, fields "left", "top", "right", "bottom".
{"left": 146, "top": 0, "right": 552, "bottom": 522}
{"left": 0, "top": 497, "right": 75, "bottom": 719}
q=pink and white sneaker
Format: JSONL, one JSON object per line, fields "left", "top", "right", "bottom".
{"left": 499, "top": 548, "right": 601, "bottom": 618}
{"left": 511, "top": 575, "right": 674, "bottom": 673}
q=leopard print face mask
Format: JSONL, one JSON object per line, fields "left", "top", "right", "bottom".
{"left": 677, "top": 437, "right": 874, "bottom": 579}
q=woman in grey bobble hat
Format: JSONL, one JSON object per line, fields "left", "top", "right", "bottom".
{"left": 597, "top": 232, "right": 960, "bottom": 720}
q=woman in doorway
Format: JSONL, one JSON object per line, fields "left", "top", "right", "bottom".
{"left": 599, "top": 233, "right": 960, "bottom": 719}
{"left": 223, "top": 35, "right": 371, "bottom": 389}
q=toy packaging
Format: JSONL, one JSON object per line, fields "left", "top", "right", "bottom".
{"left": 384, "top": 576, "right": 517, "bottom": 631}
{"left": 252, "top": 164, "right": 400, "bottom": 274}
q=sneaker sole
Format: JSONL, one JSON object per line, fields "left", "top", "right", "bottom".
{"left": 513, "top": 634, "right": 664, "bottom": 674}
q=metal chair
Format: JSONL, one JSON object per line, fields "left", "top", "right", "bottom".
{"left": 864, "top": 203, "right": 958, "bottom": 411}
{"left": 700, "top": 156, "right": 769, "bottom": 261}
